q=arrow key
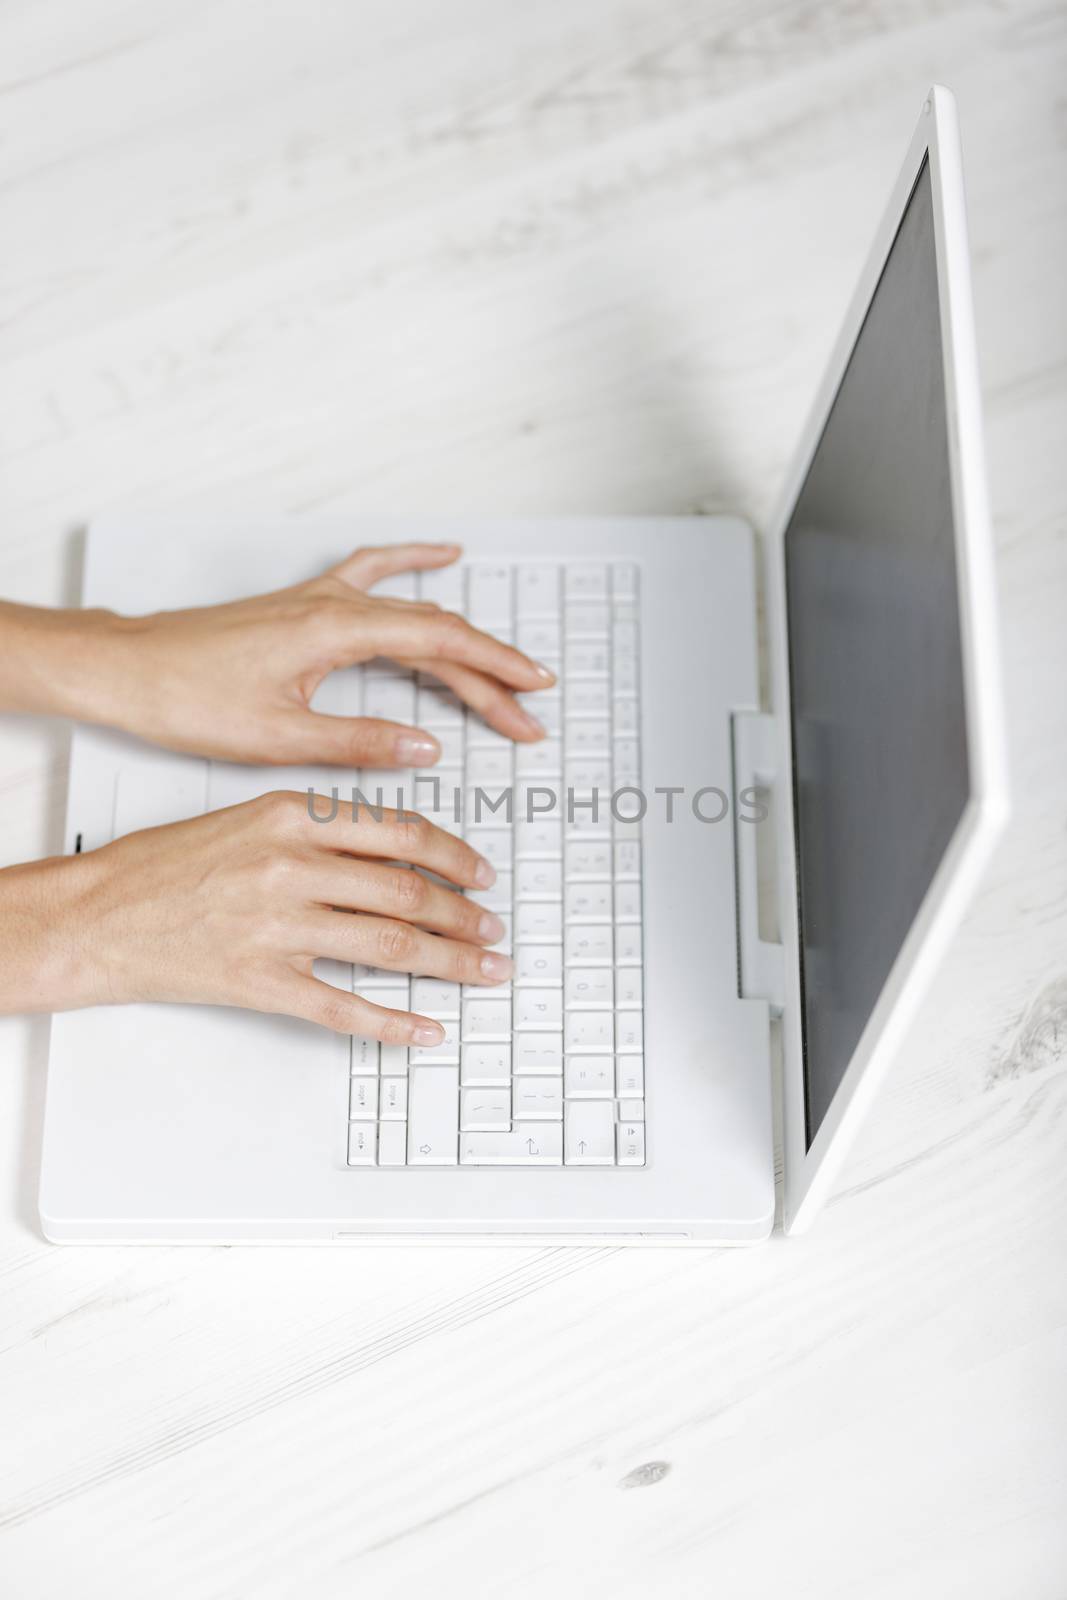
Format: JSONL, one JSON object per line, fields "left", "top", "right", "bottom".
{"left": 564, "top": 1099, "right": 615, "bottom": 1165}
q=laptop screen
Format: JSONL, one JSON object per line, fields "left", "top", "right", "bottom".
{"left": 784, "top": 157, "right": 970, "bottom": 1149}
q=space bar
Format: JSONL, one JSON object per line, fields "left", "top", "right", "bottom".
{"left": 460, "top": 1125, "right": 563, "bottom": 1165}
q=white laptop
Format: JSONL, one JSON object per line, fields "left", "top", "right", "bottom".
{"left": 39, "top": 87, "right": 1007, "bottom": 1243}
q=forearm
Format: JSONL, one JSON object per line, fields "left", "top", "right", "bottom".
{"left": 0, "top": 853, "right": 107, "bottom": 1014}
{"left": 0, "top": 601, "right": 132, "bottom": 724}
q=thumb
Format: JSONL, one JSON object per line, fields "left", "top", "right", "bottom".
{"left": 285, "top": 711, "right": 441, "bottom": 769}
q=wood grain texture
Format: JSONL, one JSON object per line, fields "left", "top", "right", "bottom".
{"left": 1, "top": 1, "right": 1065, "bottom": 1594}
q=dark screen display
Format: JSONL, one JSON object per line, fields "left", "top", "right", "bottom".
{"left": 785, "top": 159, "right": 970, "bottom": 1148}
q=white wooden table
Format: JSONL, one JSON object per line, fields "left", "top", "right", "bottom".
{"left": 2, "top": 3, "right": 1064, "bottom": 1593}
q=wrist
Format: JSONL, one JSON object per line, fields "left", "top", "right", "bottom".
{"left": 0, "top": 602, "right": 139, "bottom": 728}
{"left": 0, "top": 852, "right": 113, "bottom": 1015}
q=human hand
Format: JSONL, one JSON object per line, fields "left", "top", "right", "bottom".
{"left": 37, "top": 543, "right": 554, "bottom": 766}
{"left": 4, "top": 792, "right": 511, "bottom": 1036}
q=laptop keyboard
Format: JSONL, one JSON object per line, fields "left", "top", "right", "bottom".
{"left": 345, "top": 560, "right": 645, "bottom": 1169}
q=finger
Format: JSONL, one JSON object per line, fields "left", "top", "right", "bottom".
{"left": 350, "top": 607, "right": 556, "bottom": 692}
{"left": 282, "top": 976, "right": 448, "bottom": 1043}
{"left": 302, "top": 911, "right": 513, "bottom": 986}
{"left": 304, "top": 858, "right": 505, "bottom": 945}
{"left": 298, "top": 799, "right": 496, "bottom": 890}
{"left": 405, "top": 657, "right": 546, "bottom": 742}
{"left": 284, "top": 711, "right": 442, "bottom": 768}
{"left": 329, "top": 542, "right": 461, "bottom": 592}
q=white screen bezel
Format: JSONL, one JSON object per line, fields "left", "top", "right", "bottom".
{"left": 767, "top": 87, "right": 1009, "bottom": 1233}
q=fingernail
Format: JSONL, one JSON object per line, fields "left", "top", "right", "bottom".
{"left": 478, "top": 910, "right": 506, "bottom": 943}
{"left": 480, "top": 951, "right": 514, "bottom": 981}
{"left": 411, "top": 1022, "right": 445, "bottom": 1045}
{"left": 473, "top": 855, "right": 496, "bottom": 889}
{"left": 533, "top": 662, "right": 556, "bottom": 683}
{"left": 517, "top": 709, "right": 546, "bottom": 738}
{"left": 394, "top": 732, "right": 440, "bottom": 766}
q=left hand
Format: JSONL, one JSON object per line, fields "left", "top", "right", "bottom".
{"left": 69, "top": 542, "right": 556, "bottom": 766}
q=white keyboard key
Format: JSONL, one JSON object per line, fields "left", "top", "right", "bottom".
{"left": 349, "top": 1076, "right": 379, "bottom": 1119}
{"left": 468, "top": 565, "right": 512, "bottom": 626}
{"left": 515, "top": 860, "right": 562, "bottom": 901}
{"left": 565, "top": 1099, "right": 615, "bottom": 1164}
{"left": 566, "top": 807, "right": 612, "bottom": 840}
{"left": 466, "top": 788, "right": 512, "bottom": 829}
{"left": 517, "top": 564, "right": 560, "bottom": 619}
{"left": 517, "top": 691, "right": 561, "bottom": 737}
{"left": 565, "top": 563, "right": 608, "bottom": 599}
{"left": 616, "top": 1055, "right": 645, "bottom": 1097}
{"left": 515, "top": 818, "right": 563, "bottom": 859}
{"left": 616, "top": 969, "right": 643, "bottom": 1009}
{"left": 565, "top": 924, "right": 613, "bottom": 966}
{"left": 565, "top": 641, "right": 609, "bottom": 679}
{"left": 614, "top": 841, "right": 641, "bottom": 881}
{"left": 515, "top": 739, "right": 563, "bottom": 777}
{"left": 347, "top": 1123, "right": 377, "bottom": 1165}
{"left": 460, "top": 1123, "right": 562, "bottom": 1165}
{"left": 514, "top": 1034, "right": 563, "bottom": 1074}
{"left": 352, "top": 964, "right": 409, "bottom": 990}
{"left": 409, "top": 1020, "right": 460, "bottom": 1063}
{"left": 613, "top": 738, "right": 641, "bottom": 784}
{"left": 613, "top": 620, "right": 638, "bottom": 657}
{"left": 565, "top": 968, "right": 614, "bottom": 1010}
{"left": 466, "top": 721, "right": 515, "bottom": 752}
{"left": 514, "top": 944, "right": 563, "bottom": 985}
{"left": 407, "top": 1065, "right": 459, "bottom": 1164}
{"left": 565, "top": 1012, "right": 613, "bottom": 1053}
{"left": 418, "top": 563, "right": 465, "bottom": 609}
{"left": 513, "top": 1076, "right": 563, "bottom": 1120}
{"left": 617, "top": 1120, "right": 646, "bottom": 1165}
{"left": 514, "top": 902, "right": 563, "bottom": 942}
{"left": 351, "top": 1036, "right": 381, "bottom": 1076}
{"left": 474, "top": 828, "right": 513, "bottom": 871}
{"left": 618, "top": 1097, "right": 645, "bottom": 1122}
{"left": 432, "top": 725, "right": 465, "bottom": 767}
{"left": 613, "top": 655, "right": 639, "bottom": 697}
{"left": 514, "top": 988, "right": 563, "bottom": 1031}
{"left": 565, "top": 884, "right": 612, "bottom": 923}
{"left": 460, "top": 1043, "right": 512, "bottom": 1086}
{"left": 377, "top": 1120, "right": 408, "bottom": 1165}
{"left": 565, "top": 719, "right": 611, "bottom": 756}
{"left": 565, "top": 602, "right": 610, "bottom": 638}
{"left": 566, "top": 681, "right": 611, "bottom": 718}
{"left": 379, "top": 1076, "right": 408, "bottom": 1119}
{"left": 460, "top": 1086, "right": 511, "bottom": 1131}
{"left": 461, "top": 999, "right": 511, "bottom": 1042}
{"left": 516, "top": 620, "right": 561, "bottom": 659}
{"left": 565, "top": 760, "right": 611, "bottom": 796}
{"left": 411, "top": 978, "right": 461, "bottom": 1019}
{"left": 363, "top": 677, "right": 416, "bottom": 723}
{"left": 477, "top": 871, "right": 512, "bottom": 915}
{"left": 564, "top": 1055, "right": 614, "bottom": 1097}
{"left": 418, "top": 683, "right": 465, "bottom": 728}
{"left": 614, "top": 700, "right": 640, "bottom": 736}
{"left": 614, "top": 883, "right": 642, "bottom": 923}
{"left": 612, "top": 563, "right": 638, "bottom": 600}
{"left": 565, "top": 841, "right": 612, "bottom": 881}
{"left": 380, "top": 1043, "right": 410, "bottom": 1075}
{"left": 614, "top": 925, "right": 642, "bottom": 966}
{"left": 615, "top": 1014, "right": 644, "bottom": 1054}
{"left": 467, "top": 749, "right": 513, "bottom": 788}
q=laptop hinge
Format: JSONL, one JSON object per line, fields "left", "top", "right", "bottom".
{"left": 731, "top": 710, "right": 785, "bottom": 1015}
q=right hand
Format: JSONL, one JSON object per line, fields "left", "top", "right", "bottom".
{"left": 59, "top": 791, "right": 511, "bottom": 1039}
